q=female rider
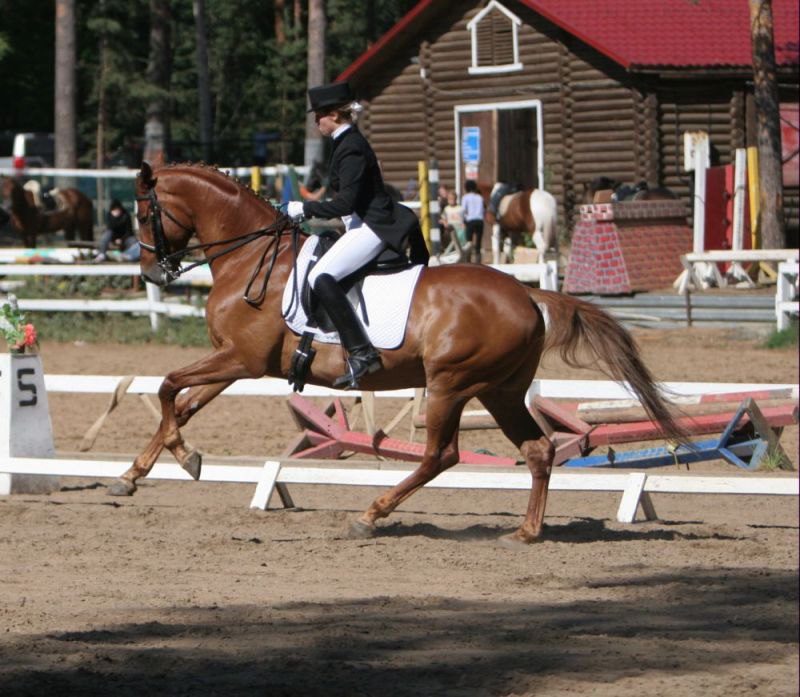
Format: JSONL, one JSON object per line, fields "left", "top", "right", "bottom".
{"left": 287, "top": 81, "right": 429, "bottom": 389}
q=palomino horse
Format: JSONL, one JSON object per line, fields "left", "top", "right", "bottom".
{"left": 0, "top": 177, "right": 94, "bottom": 247}
{"left": 485, "top": 183, "right": 558, "bottom": 264}
{"left": 582, "top": 177, "right": 679, "bottom": 204}
{"left": 112, "top": 162, "right": 685, "bottom": 544}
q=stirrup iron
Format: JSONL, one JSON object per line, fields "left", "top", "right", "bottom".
{"left": 333, "top": 349, "right": 382, "bottom": 390}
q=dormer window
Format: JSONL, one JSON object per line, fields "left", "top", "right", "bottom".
{"left": 467, "top": 1, "right": 523, "bottom": 75}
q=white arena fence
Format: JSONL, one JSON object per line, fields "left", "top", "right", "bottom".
{"left": 0, "top": 164, "right": 557, "bottom": 327}
{"left": 0, "top": 257, "right": 558, "bottom": 331}
{"left": 1, "top": 372, "right": 796, "bottom": 524}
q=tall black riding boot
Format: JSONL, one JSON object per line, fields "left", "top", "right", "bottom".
{"left": 313, "top": 273, "right": 382, "bottom": 389}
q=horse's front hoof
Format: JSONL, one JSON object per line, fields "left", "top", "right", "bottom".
{"left": 182, "top": 450, "right": 202, "bottom": 481}
{"left": 498, "top": 530, "right": 543, "bottom": 548}
{"left": 348, "top": 519, "right": 375, "bottom": 539}
{"left": 108, "top": 479, "right": 136, "bottom": 497}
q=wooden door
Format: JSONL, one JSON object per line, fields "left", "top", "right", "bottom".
{"left": 497, "top": 108, "right": 538, "bottom": 189}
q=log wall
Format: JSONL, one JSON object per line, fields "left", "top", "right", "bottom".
{"left": 352, "top": 0, "right": 799, "bottom": 241}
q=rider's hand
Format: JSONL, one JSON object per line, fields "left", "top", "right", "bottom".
{"left": 286, "top": 201, "right": 305, "bottom": 221}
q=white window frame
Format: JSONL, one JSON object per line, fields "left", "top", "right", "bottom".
{"left": 467, "top": 0, "right": 523, "bottom": 75}
{"left": 453, "top": 99, "right": 544, "bottom": 198}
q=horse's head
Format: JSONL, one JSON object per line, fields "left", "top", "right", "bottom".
{"left": 135, "top": 161, "right": 195, "bottom": 286}
{"left": 1, "top": 176, "right": 15, "bottom": 205}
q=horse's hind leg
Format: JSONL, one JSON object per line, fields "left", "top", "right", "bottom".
{"left": 351, "top": 394, "right": 467, "bottom": 537}
{"left": 479, "top": 389, "right": 554, "bottom": 543}
{"left": 108, "top": 379, "right": 234, "bottom": 496}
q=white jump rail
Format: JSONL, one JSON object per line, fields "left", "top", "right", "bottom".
{"left": 0, "top": 456, "right": 796, "bottom": 525}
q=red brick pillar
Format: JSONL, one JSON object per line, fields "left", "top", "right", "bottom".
{"left": 565, "top": 200, "right": 691, "bottom": 294}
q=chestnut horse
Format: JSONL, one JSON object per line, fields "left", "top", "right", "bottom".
{"left": 485, "top": 183, "right": 558, "bottom": 264}
{"left": 113, "top": 162, "right": 685, "bottom": 544}
{"left": 1, "top": 177, "right": 94, "bottom": 247}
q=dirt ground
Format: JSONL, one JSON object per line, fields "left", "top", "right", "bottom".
{"left": 1, "top": 326, "right": 798, "bottom": 696}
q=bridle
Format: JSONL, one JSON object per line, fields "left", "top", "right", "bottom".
{"left": 135, "top": 185, "right": 299, "bottom": 305}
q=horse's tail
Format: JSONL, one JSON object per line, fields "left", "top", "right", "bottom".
{"left": 528, "top": 288, "right": 689, "bottom": 445}
{"left": 530, "top": 189, "right": 557, "bottom": 251}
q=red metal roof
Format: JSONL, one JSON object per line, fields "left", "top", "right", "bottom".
{"left": 525, "top": 0, "right": 799, "bottom": 69}
{"left": 339, "top": 0, "right": 799, "bottom": 82}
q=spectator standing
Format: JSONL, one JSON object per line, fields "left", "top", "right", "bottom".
{"left": 462, "top": 179, "right": 485, "bottom": 263}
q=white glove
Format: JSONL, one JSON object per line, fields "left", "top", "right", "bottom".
{"left": 286, "top": 201, "right": 305, "bottom": 220}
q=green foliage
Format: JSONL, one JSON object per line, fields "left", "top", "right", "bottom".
{"left": 14, "top": 274, "right": 136, "bottom": 299}
{"left": 757, "top": 447, "right": 794, "bottom": 472}
{"left": 327, "top": 0, "right": 417, "bottom": 78}
{"left": 32, "top": 312, "right": 210, "bottom": 347}
{"left": 764, "top": 321, "right": 799, "bottom": 349}
{"left": 12, "top": 274, "right": 210, "bottom": 346}
{"left": 78, "top": 1, "right": 150, "bottom": 166}
{"left": 0, "top": 0, "right": 417, "bottom": 165}
{"left": 0, "top": 1, "right": 55, "bottom": 131}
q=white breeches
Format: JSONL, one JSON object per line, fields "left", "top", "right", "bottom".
{"left": 307, "top": 215, "right": 386, "bottom": 287}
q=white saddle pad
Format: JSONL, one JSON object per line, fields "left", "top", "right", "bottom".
{"left": 281, "top": 236, "right": 424, "bottom": 349}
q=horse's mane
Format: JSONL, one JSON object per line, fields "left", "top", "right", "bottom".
{"left": 158, "top": 161, "right": 280, "bottom": 214}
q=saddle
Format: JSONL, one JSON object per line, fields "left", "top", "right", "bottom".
{"left": 489, "top": 183, "right": 519, "bottom": 216}
{"left": 285, "top": 233, "right": 422, "bottom": 391}
{"left": 299, "top": 231, "right": 412, "bottom": 335}
{"left": 611, "top": 181, "right": 648, "bottom": 202}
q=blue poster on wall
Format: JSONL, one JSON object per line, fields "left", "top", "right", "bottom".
{"left": 461, "top": 127, "right": 480, "bottom": 164}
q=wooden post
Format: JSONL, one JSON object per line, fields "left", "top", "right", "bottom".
{"left": 418, "top": 161, "right": 431, "bottom": 251}
{"left": 428, "top": 159, "right": 441, "bottom": 255}
{"left": 250, "top": 166, "right": 261, "bottom": 194}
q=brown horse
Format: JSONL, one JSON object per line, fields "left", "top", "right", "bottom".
{"left": 485, "top": 183, "right": 558, "bottom": 264}
{"left": 111, "top": 161, "right": 685, "bottom": 544}
{"left": 1, "top": 177, "right": 94, "bottom": 247}
{"left": 582, "top": 177, "right": 679, "bottom": 205}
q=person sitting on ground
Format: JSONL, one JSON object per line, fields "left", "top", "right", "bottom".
{"left": 94, "top": 199, "right": 139, "bottom": 262}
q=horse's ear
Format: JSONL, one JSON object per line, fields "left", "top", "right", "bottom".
{"left": 138, "top": 161, "right": 157, "bottom": 189}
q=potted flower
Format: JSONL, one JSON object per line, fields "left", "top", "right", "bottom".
{"left": 0, "top": 295, "right": 39, "bottom": 354}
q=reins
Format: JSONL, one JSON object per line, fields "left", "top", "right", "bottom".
{"left": 136, "top": 186, "right": 301, "bottom": 306}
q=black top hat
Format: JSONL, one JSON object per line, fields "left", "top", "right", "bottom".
{"left": 307, "top": 82, "right": 356, "bottom": 113}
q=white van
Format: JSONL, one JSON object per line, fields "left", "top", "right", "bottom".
{"left": 0, "top": 132, "right": 55, "bottom": 170}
